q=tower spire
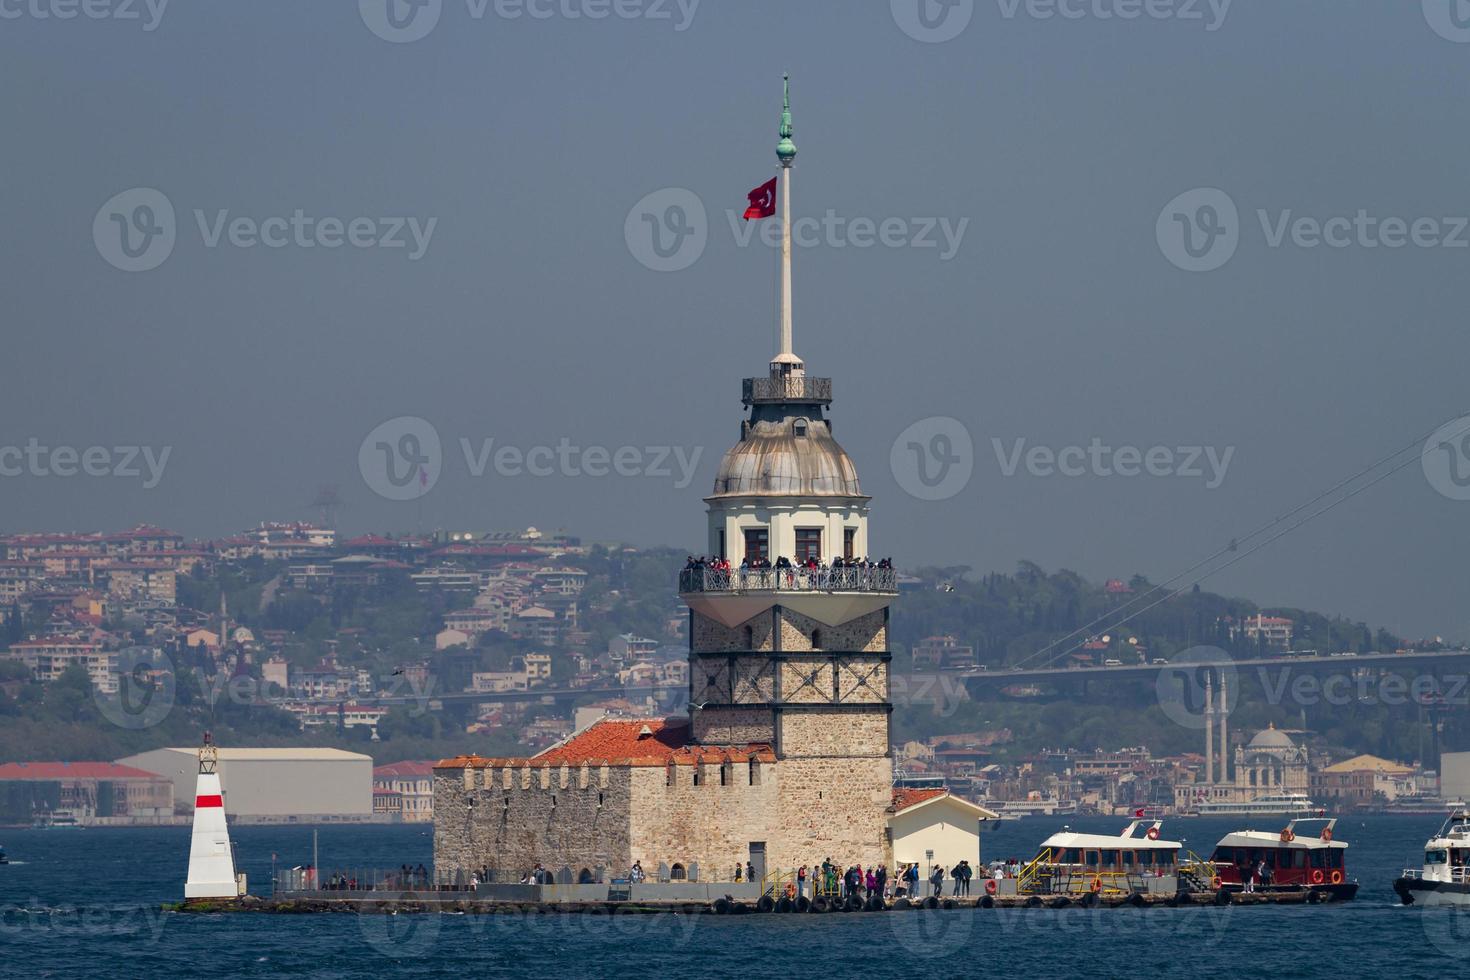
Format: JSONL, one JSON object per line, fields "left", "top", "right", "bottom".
{"left": 773, "top": 73, "right": 802, "bottom": 378}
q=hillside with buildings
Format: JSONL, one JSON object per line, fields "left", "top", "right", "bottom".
{"left": 0, "top": 521, "right": 1460, "bottom": 823}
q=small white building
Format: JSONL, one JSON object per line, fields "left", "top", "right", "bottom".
{"left": 888, "top": 789, "right": 997, "bottom": 874}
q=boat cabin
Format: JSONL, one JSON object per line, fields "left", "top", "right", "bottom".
{"left": 1209, "top": 817, "right": 1350, "bottom": 890}
{"left": 1034, "top": 820, "right": 1181, "bottom": 873}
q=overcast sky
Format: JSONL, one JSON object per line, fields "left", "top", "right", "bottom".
{"left": 3, "top": 1, "right": 1469, "bottom": 639}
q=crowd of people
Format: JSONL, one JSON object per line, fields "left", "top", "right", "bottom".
{"left": 683, "top": 555, "right": 894, "bottom": 573}
{"left": 784, "top": 858, "right": 980, "bottom": 900}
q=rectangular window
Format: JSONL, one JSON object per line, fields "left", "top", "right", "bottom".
{"left": 718, "top": 529, "right": 726, "bottom": 560}
{"left": 743, "top": 528, "right": 769, "bottom": 564}
{"left": 796, "top": 528, "right": 822, "bottom": 563}
{"left": 844, "top": 527, "right": 856, "bottom": 560}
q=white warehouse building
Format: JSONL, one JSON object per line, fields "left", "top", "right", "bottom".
{"left": 118, "top": 747, "right": 373, "bottom": 821}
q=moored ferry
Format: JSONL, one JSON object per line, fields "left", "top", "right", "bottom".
{"left": 1194, "top": 793, "right": 1326, "bottom": 819}
{"left": 1393, "top": 810, "right": 1470, "bottom": 907}
{"left": 988, "top": 819, "right": 1206, "bottom": 900}
{"left": 1209, "top": 817, "right": 1356, "bottom": 900}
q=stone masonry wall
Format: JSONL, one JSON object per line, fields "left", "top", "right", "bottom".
{"left": 627, "top": 762, "right": 779, "bottom": 879}
{"left": 691, "top": 610, "right": 775, "bottom": 652}
{"left": 433, "top": 765, "right": 633, "bottom": 880}
{"left": 777, "top": 608, "right": 886, "bottom": 653}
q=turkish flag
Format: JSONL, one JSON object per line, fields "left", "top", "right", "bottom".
{"left": 1134, "top": 808, "right": 1146, "bottom": 818}
{"left": 743, "top": 177, "right": 777, "bottom": 220}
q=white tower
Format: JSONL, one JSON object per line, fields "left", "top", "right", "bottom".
{"left": 679, "top": 77, "right": 898, "bottom": 870}
{"left": 184, "top": 733, "right": 241, "bottom": 899}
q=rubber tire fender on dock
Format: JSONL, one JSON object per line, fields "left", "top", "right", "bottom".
{"left": 1214, "top": 890, "right": 1232, "bottom": 906}
{"left": 811, "top": 896, "right": 830, "bottom": 913}
{"left": 979, "top": 896, "right": 995, "bottom": 909}
{"left": 845, "top": 895, "right": 865, "bottom": 913}
{"left": 712, "top": 897, "right": 731, "bottom": 915}
{"left": 865, "top": 896, "right": 886, "bottom": 912}
{"left": 1024, "top": 896, "right": 1044, "bottom": 909}
{"left": 794, "top": 896, "right": 811, "bottom": 913}
{"left": 922, "top": 896, "right": 939, "bottom": 910}
{"left": 775, "top": 897, "right": 793, "bottom": 914}
{"left": 892, "top": 897, "right": 912, "bottom": 911}
{"left": 1049, "top": 897, "right": 1072, "bottom": 909}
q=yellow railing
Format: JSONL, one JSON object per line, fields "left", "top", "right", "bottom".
{"left": 762, "top": 869, "right": 797, "bottom": 900}
{"left": 1059, "top": 871, "right": 1135, "bottom": 896}
{"left": 1178, "top": 850, "right": 1217, "bottom": 887}
{"left": 1016, "top": 849, "right": 1053, "bottom": 894}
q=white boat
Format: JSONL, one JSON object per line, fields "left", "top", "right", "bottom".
{"left": 31, "top": 809, "right": 85, "bottom": 829}
{"left": 1394, "top": 810, "right": 1470, "bottom": 907}
{"left": 990, "top": 798, "right": 1078, "bottom": 819}
{"left": 1194, "top": 793, "right": 1325, "bottom": 818}
{"left": 984, "top": 818, "right": 1193, "bottom": 900}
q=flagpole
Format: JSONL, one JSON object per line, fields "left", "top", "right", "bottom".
{"left": 775, "top": 73, "right": 798, "bottom": 369}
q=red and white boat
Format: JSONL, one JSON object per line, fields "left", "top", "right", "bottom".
{"left": 1207, "top": 817, "right": 1357, "bottom": 901}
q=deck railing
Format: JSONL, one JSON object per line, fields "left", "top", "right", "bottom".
{"left": 679, "top": 566, "right": 897, "bottom": 594}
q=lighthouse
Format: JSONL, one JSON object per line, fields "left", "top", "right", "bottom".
{"left": 184, "top": 732, "right": 241, "bottom": 900}
{"left": 679, "top": 75, "right": 898, "bottom": 869}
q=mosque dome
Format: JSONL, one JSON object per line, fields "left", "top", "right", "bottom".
{"left": 1247, "top": 724, "right": 1294, "bottom": 750}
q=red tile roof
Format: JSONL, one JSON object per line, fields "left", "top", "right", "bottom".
{"left": 435, "top": 718, "right": 776, "bottom": 769}
{"left": 0, "top": 761, "right": 164, "bottom": 780}
{"left": 891, "top": 788, "right": 947, "bottom": 813}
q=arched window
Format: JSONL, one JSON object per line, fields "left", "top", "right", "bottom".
{"left": 670, "top": 862, "right": 687, "bottom": 880}
{"left": 748, "top": 757, "right": 761, "bottom": 786}
{"left": 811, "top": 629, "right": 822, "bottom": 650}
{"left": 743, "top": 625, "right": 754, "bottom": 649}
{"left": 793, "top": 418, "right": 809, "bottom": 437}
{"left": 693, "top": 766, "right": 703, "bottom": 786}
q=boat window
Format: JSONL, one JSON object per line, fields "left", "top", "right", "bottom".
{"left": 1207, "top": 848, "right": 1223, "bottom": 863}
{"left": 1121, "top": 850, "right": 1135, "bottom": 869}
{"left": 1427, "top": 849, "right": 1448, "bottom": 865}
{"left": 1100, "top": 850, "right": 1118, "bottom": 869}
{"left": 1063, "top": 849, "right": 1082, "bottom": 865}
{"left": 1310, "top": 850, "right": 1326, "bottom": 869}
{"left": 1085, "top": 850, "right": 1099, "bottom": 868}
{"left": 1327, "top": 848, "right": 1342, "bottom": 869}
{"left": 1451, "top": 850, "right": 1467, "bottom": 866}
{"left": 1137, "top": 850, "right": 1153, "bottom": 868}
{"left": 1292, "top": 850, "right": 1307, "bottom": 869}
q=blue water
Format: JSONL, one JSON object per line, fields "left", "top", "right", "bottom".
{"left": 1, "top": 816, "right": 1468, "bottom": 978}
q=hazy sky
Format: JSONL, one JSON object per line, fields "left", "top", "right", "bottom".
{"left": 3, "top": 1, "right": 1469, "bottom": 639}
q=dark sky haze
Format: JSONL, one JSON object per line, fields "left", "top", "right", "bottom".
{"left": 3, "top": 1, "right": 1469, "bottom": 640}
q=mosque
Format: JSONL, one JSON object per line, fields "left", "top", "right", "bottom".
{"left": 432, "top": 79, "right": 908, "bottom": 883}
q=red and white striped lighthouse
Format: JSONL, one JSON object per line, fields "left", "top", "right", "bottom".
{"left": 184, "top": 732, "right": 241, "bottom": 899}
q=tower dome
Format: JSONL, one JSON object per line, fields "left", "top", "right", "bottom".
{"left": 1247, "top": 724, "right": 1294, "bottom": 750}
{"left": 711, "top": 415, "right": 863, "bottom": 498}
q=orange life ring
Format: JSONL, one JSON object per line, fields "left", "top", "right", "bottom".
{"left": 785, "top": 882, "right": 796, "bottom": 899}
{"left": 1320, "top": 827, "right": 1333, "bottom": 843}
{"left": 1210, "top": 876, "right": 1221, "bottom": 890}
{"left": 985, "top": 878, "right": 998, "bottom": 895}
{"left": 1090, "top": 876, "right": 1103, "bottom": 893}
{"left": 1280, "top": 829, "right": 1295, "bottom": 843}
{"left": 1146, "top": 827, "right": 1160, "bottom": 841}
{"left": 1310, "top": 869, "right": 1324, "bottom": 885}
{"left": 1330, "top": 870, "right": 1343, "bottom": 885}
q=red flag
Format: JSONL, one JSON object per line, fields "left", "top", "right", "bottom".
{"left": 743, "top": 177, "right": 777, "bottom": 220}
{"left": 1134, "top": 808, "right": 1146, "bottom": 818}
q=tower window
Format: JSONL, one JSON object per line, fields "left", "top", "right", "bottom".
{"left": 743, "top": 625, "right": 754, "bottom": 648}
{"left": 793, "top": 418, "right": 808, "bottom": 436}
{"left": 811, "top": 629, "right": 822, "bottom": 650}
{"left": 749, "top": 758, "right": 761, "bottom": 786}
{"left": 743, "top": 528, "right": 769, "bottom": 564}
{"left": 844, "top": 528, "right": 856, "bottom": 560}
{"left": 717, "top": 529, "right": 726, "bottom": 560}
{"left": 796, "top": 528, "right": 822, "bottom": 563}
